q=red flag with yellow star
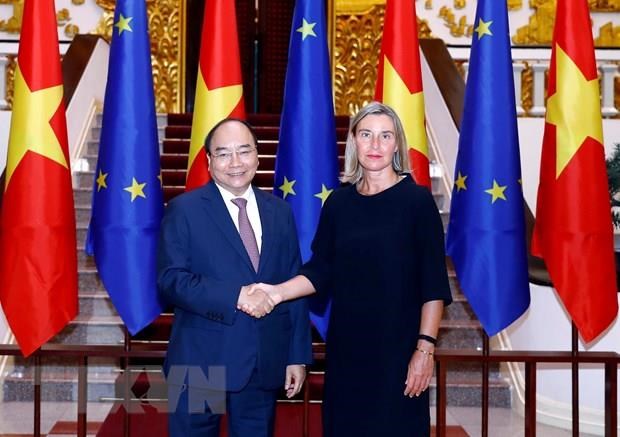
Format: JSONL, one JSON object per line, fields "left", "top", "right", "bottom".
{"left": 185, "top": 0, "right": 246, "bottom": 190}
{"left": 532, "top": 0, "right": 618, "bottom": 342}
{"left": 0, "top": 0, "right": 78, "bottom": 356}
{"left": 374, "top": 0, "right": 430, "bottom": 188}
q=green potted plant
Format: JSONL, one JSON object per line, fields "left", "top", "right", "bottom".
{"left": 607, "top": 144, "right": 620, "bottom": 291}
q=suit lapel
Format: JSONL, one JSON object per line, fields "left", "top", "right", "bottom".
{"left": 255, "top": 187, "right": 275, "bottom": 275}
{"left": 201, "top": 182, "right": 255, "bottom": 273}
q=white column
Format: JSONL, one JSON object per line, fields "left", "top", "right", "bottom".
{"left": 513, "top": 62, "right": 526, "bottom": 116}
{"left": 599, "top": 63, "right": 619, "bottom": 118}
{"left": 530, "top": 62, "right": 548, "bottom": 117}
{"left": 0, "top": 55, "right": 9, "bottom": 110}
{"left": 461, "top": 62, "right": 469, "bottom": 84}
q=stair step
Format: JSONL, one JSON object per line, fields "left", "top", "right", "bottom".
{"left": 50, "top": 315, "right": 124, "bottom": 345}
{"left": 79, "top": 291, "right": 117, "bottom": 317}
{"left": 97, "top": 112, "right": 167, "bottom": 128}
{"left": 162, "top": 138, "right": 347, "bottom": 155}
{"left": 3, "top": 371, "right": 118, "bottom": 402}
{"left": 74, "top": 187, "right": 93, "bottom": 205}
{"left": 78, "top": 250, "right": 96, "bottom": 267}
{"left": 438, "top": 320, "right": 484, "bottom": 349}
{"left": 91, "top": 126, "right": 166, "bottom": 142}
{"left": 75, "top": 204, "right": 92, "bottom": 223}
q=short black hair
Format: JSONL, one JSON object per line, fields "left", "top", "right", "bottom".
{"left": 203, "top": 118, "right": 259, "bottom": 154}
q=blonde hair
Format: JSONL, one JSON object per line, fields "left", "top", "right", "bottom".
{"left": 341, "top": 101, "right": 411, "bottom": 184}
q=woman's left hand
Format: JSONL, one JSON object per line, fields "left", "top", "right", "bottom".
{"left": 404, "top": 347, "right": 434, "bottom": 397}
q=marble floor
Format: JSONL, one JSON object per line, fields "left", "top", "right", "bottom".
{"left": 0, "top": 402, "right": 600, "bottom": 436}
{"left": 430, "top": 406, "right": 598, "bottom": 436}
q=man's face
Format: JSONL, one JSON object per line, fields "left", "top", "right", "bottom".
{"left": 207, "top": 121, "right": 259, "bottom": 196}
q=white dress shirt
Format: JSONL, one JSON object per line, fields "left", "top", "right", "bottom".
{"left": 214, "top": 183, "right": 263, "bottom": 253}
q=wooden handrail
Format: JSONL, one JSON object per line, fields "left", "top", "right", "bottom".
{"left": 0, "top": 344, "right": 616, "bottom": 437}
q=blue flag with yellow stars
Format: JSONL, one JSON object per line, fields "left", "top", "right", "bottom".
{"left": 85, "top": 0, "right": 164, "bottom": 334}
{"left": 275, "top": 0, "right": 339, "bottom": 339}
{"left": 446, "top": 0, "right": 530, "bottom": 336}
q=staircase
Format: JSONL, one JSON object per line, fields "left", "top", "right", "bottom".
{"left": 2, "top": 112, "right": 511, "bottom": 410}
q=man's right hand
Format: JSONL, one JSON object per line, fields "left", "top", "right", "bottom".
{"left": 237, "top": 285, "right": 275, "bottom": 318}
{"left": 246, "top": 283, "right": 283, "bottom": 305}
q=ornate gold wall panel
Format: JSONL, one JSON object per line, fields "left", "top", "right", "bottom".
{"left": 595, "top": 22, "right": 620, "bottom": 47}
{"left": 514, "top": 0, "right": 620, "bottom": 45}
{"left": 94, "top": 0, "right": 184, "bottom": 113}
{"left": 332, "top": 1, "right": 432, "bottom": 116}
{"left": 512, "top": 0, "right": 556, "bottom": 45}
{"left": 439, "top": 6, "right": 473, "bottom": 38}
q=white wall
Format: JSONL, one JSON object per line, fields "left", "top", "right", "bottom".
{"left": 518, "top": 118, "right": 620, "bottom": 212}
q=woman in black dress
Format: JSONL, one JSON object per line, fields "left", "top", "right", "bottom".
{"left": 244, "top": 102, "right": 452, "bottom": 436}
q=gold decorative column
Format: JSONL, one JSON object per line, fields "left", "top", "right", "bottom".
{"left": 94, "top": 0, "right": 185, "bottom": 113}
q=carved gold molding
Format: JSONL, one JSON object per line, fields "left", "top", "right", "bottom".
{"left": 332, "top": 2, "right": 433, "bottom": 116}
{"left": 335, "top": 0, "right": 383, "bottom": 15}
{"left": 508, "top": 0, "right": 523, "bottom": 10}
{"left": 521, "top": 62, "right": 533, "bottom": 114}
{"left": 589, "top": 0, "right": 620, "bottom": 12}
{"left": 4, "top": 54, "right": 16, "bottom": 108}
{"left": 93, "top": 0, "right": 184, "bottom": 112}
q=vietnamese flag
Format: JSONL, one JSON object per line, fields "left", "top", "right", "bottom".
{"left": 0, "top": 0, "right": 78, "bottom": 356}
{"left": 185, "top": 0, "right": 246, "bottom": 191}
{"left": 374, "top": 0, "right": 430, "bottom": 188}
{"left": 532, "top": 0, "right": 618, "bottom": 342}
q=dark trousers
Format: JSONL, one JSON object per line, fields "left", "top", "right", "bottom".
{"left": 168, "top": 369, "right": 278, "bottom": 437}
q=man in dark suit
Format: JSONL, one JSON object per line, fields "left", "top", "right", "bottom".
{"left": 158, "top": 118, "right": 312, "bottom": 437}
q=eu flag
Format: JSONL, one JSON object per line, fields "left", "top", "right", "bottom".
{"left": 85, "top": 0, "right": 164, "bottom": 334}
{"left": 275, "top": 0, "right": 339, "bottom": 339}
{"left": 446, "top": 0, "right": 530, "bottom": 336}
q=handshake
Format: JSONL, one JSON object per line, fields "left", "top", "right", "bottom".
{"left": 236, "top": 283, "right": 283, "bottom": 318}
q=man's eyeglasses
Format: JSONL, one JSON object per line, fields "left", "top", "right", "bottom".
{"left": 211, "top": 145, "right": 257, "bottom": 164}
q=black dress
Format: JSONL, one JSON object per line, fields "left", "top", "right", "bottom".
{"left": 300, "top": 177, "right": 452, "bottom": 437}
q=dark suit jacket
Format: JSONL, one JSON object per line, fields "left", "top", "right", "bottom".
{"left": 157, "top": 182, "right": 312, "bottom": 392}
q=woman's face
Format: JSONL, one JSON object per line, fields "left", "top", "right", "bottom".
{"left": 354, "top": 114, "right": 398, "bottom": 175}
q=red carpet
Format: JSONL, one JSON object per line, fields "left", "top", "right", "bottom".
{"left": 93, "top": 401, "right": 467, "bottom": 436}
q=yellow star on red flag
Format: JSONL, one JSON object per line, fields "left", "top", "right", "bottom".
{"left": 381, "top": 56, "right": 427, "bottom": 156}
{"left": 546, "top": 44, "right": 603, "bottom": 178}
{"left": 188, "top": 69, "right": 243, "bottom": 171}
{"left": 6, "top": 65, "right": 67, "bottom": 186}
